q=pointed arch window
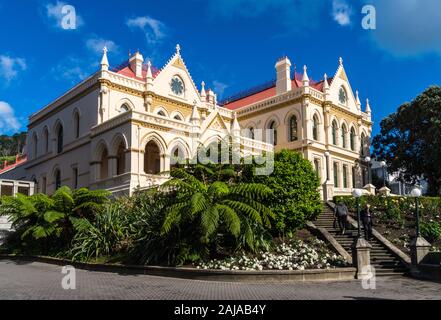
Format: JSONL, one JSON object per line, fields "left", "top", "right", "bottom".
{"left": 332, "top": 121, "right": 338, "bottom": 145}
{"left": 341, "top": 124, "right": 347, "bottom": 149}
{"left": 73, "top": 111, "right": 80, "bottom": 138}
{"left": 116, "top": 143, "right": 126, "bottom": 176}
{"left": 56, "top": 124, "right": 64, "bottom": 154}
{"left": 360, "top": 133, "right": 366, "bottom": 156}
{"left": 289, "top": 115, "right": 298, "bottom": 142}
{"left": 312, "top": 115, "right": 319, "bottom": 141}
{"left": 350, "top": 127, "right": 356, "bottom": 151}
{"left": 157, "top": 110, "right": 166, "bottom": 117}
{"left": 32, "top": 133, "right": 38, "bottom": 159}
{"left": 43, "top": 127, "right": 49, "bottom": 153}
{"left": 54, "top": 169, "right": 61, "bottom": 191}
{"left": 269, "top": 121, "right": 277, "bottom": 146}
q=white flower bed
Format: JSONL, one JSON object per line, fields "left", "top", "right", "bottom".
{"left": 197, "top": 239, "right": 348, "bottom": 271}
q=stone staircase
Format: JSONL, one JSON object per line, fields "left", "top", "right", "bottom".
{"left": 315, "top": 204, "right": 409, "bottom": 277}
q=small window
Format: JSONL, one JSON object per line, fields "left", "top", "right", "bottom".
{"left": 269, "top": 121, "right": 277, "bottom": 146}
{"left": 55, "top": 170, "right": 61, "bottom": 191}
{"left": 157, "top": 110, "right": 166, "bottom": 117}
{"left": 73, "top": 167, "right": 78, "bottom": 189}
{"left": 173, "top": 114, "right": 182, "bottom": 121}
{"left": 339, "top": 86, "right": 347, "bottom": 105}
{"left": 313, "top": 115, "right": 319, "bottom": 141}
{"left": 289, "top": 115, "right": 298, "bottom": 142}
{"left": 341, "top": 125, "right": 347, "bottom": 149}
{"left": 350, "top": 128, "right": 356, "bottom": 151}
{"left": 332, "top": 121, "right": 338, "bottom": 145}
{"left": 343, "top": 164, "right": 348, "bottom": 188}
{"left": 333, "top": 162, "right": 339, "bottom": 188}
{"left": 74, "top": 112, "right": 80, "bottom": 138}
{"left": 119, "top": 104, "right": 130, "bottom": 113}
{"left": 56, "top": 124, "right": 64, "bottom": 154}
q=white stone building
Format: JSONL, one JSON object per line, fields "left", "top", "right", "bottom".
{"left": 0, "top": 46, "right": 372, "bottom": 201}
{"left": 0, "top": 45, "right": 272, "bottom": 197}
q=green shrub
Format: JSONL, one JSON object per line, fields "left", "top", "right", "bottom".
{"left": 249, "top": 150, "right": 321, "bottom": 236}
{"left": 421, "top": 222, "right": 441, "bottom": 243}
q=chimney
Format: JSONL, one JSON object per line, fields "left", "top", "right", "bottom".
{"left": 129, "top": 51, "right": 144, "bottom": 78}
{"left": 275, "top": 56, "right": 292, "bottom": 95}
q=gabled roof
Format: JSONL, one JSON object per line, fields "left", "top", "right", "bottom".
{"left": 222, "top": 73, "right": 333, "bottom": 110}
{"left": 111, "top": 60, "right": 160, "bottom": 80}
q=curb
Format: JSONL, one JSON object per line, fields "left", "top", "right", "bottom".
{"left": 0, "top": 254, "right": 357, "bottom": 283}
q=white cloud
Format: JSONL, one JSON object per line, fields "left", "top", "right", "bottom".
{"left": 0, "top": 55, "right": 27, "bottom": 83}
{"left": 212, "top": 81, "right": 229, "bottom": 99}
{"left": 0, "top": 102, "right": 21, "bottom": 134}
{"left": 86, "top": 37, "right": 119, "bottom": 54}
{"left": 50, "top": 56, "right": 88, "bottom": 84}
{"left": 332, "top": 0, "right": 352, "bottom": 26}
{"left": 45, "top": 1, "right": 84, "bottom": 30}
{"left": 363, "top": 0, "right": 441, "bottom": 57}
{"left": 126, "top": 16, "right": 167, "bottom": 45}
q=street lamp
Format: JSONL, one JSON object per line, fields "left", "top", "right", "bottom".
{"left": 352, "top": 188, "right": 363, "bottom": 239}
{"left": 380, "top": 161, "right": 387, "bottom": 187}
{"left": 411, "top": 187, "right": 422, "bottom": 237}
{"left": 324, "top": 151, "right": 330, "bottom": 181}
{"left": 364, "top": 156, "right": 372, "bottom": 185}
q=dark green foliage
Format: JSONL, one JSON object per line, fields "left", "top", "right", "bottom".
{"left": 373, "top": 86, "right": 441, "bottom": 195}
{"left": 245, "top": 150, "right": 322, "bottom": 236}
{"left": 0, "top": 132, "right": 26, "bottom": 157}
{"left": 0, "top": 186, "right": 110, "bottom": 255}
{"left": 421, "top": 222, "right": 441, "bottom": 243}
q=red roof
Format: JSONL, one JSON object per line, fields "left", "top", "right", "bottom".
{"left": 112, "top": 61, "right": 160, "bottom": 80}
{"left": 223, "top": 73, "right": 333, "bottom": 110}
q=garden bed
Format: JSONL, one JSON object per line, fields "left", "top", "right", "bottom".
{"left": 334, "top": 196, "right": 441, "bottom": 254}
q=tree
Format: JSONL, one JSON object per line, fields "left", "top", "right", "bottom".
{"left": 0, "top": 132, "right": 26, "bottom": 157}
{"left": 159, "top": 168, "right": 274, "bottom": 264}
{"left": 372, "top": 86, "right": 441, "bottom": 195}
{"left": 244, "top": 150, "right": 322, "bottom": 236}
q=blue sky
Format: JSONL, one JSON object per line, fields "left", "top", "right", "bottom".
{"left": 0, "top": 0, "right": 440, "bottom": 136}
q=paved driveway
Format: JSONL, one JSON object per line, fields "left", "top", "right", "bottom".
{"left": 0, "top": 260, "right": 440, "bottom": 300}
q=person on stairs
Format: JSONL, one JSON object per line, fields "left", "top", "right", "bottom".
{"left": 333, "top": 202, "right": 348, "bottom": 235}
{"left": 361, "top": 203, "right": 374, "bottom": 241}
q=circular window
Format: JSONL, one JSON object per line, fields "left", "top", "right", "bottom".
{"left": 170, "top": 76, "right": 184, "bottom": 96}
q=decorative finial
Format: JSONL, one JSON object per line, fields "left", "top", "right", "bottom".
{"left": 366, "top": 98, "right": 372, "bottom": 114}
{"left": 355, "top": 90, "right": 361, "bottom": 109}
{"left": 101, "top": 46, "right": 109, "bottom": 70}
{"left": 176, "top": 44, "right": 181, "bottom": 54}
{"left": 339, "top": 57, "right": 343, "bottom": 66}
{"left": 302, "top": 65, "right": 309, "bottom": 85}
{"left": 323, "top": 73, "right": 329, "bottom": 91}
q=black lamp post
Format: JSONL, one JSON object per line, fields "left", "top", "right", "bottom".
{"left": 411, "top": 187, "right": 422, "bottom": 237}
{"left": 352, "top": 189, "right": 363, "bottom": 239}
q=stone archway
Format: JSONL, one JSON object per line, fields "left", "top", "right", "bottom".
{"left": 144, "top": 141, "right": 161, "bottom": 174}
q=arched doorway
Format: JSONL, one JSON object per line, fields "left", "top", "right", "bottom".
{"left": 144, "top": 141, "right": 161, "bottom": 174}
{"left": 100, "top": 148, "right": 109, "bottom": 180}
{"left": 116, "top": 143, "right": 126, "bottom": 176}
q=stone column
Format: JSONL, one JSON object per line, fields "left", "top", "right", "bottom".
{"left": 352, "top": 238, "right": 372, "bottom": 279}
{"left": 409, "top": 236, "right": 431, "bottom": 275}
